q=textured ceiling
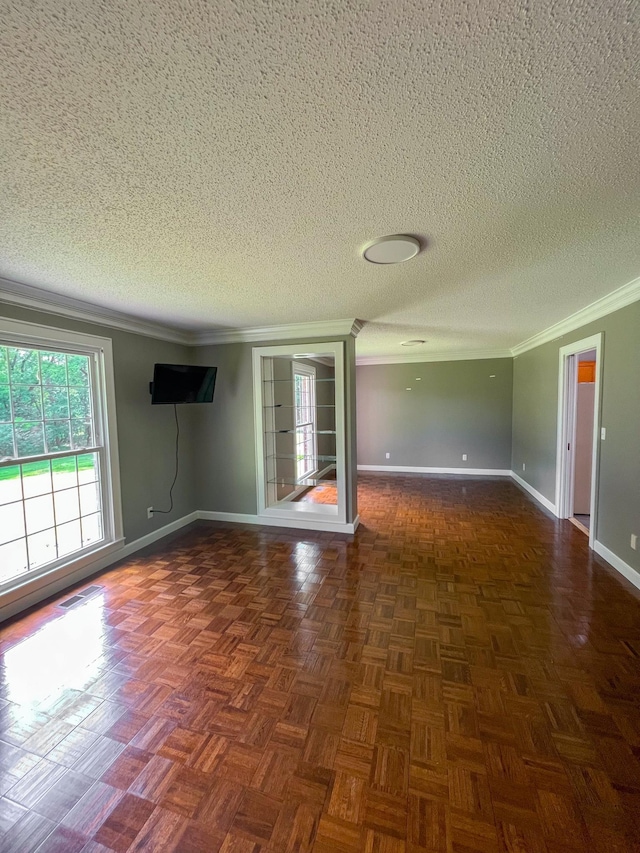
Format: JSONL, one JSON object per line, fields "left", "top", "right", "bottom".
{"left": 1, "top": 0, "right": 638, "bottom": 357}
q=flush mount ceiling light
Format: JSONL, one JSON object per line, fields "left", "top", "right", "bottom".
{"left": 400, "top": 339, "right": 425, "bottom": 347}
{"left": 362, "top": 235, "right": 420, "bottom": 264}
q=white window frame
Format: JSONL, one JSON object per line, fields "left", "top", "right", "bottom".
{"left": 292, "top": 361, "right": 317, "bottom": 481}
{"left": 0, "top": 316, "right": 124, "bottom": 599}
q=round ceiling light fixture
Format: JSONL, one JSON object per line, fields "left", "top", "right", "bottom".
{"left": 363, "top": 235, "right": 420, "bottom": 264}
{"left": 401, "top": 339, "right": 426, "bottom": 347}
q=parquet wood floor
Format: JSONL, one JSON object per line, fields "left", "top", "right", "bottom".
{"left": 1, "top": 473, "right": 640, "bottom": 852}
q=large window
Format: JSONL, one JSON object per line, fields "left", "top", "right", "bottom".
{"left": 293, "top": 362, "right": 317, "bottom": 480}
{"left": 0, "top": 321, "right": 122, "bottom": 589}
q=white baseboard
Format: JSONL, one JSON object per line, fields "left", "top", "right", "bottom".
{"left": 357, "top": 465, "right": 511, "bottom": 476}
{"left": 0, "top": 504, "right": 364, "bottom": 623}
{"left": 593, "top": 540, "right": 640, "bottom": 592}
{"left": 0, "top": 512, "right": 199, "bottom": 624}
{"left": 197, "top": 510, "right": 359, "bottom": 534}
{"left": 120, "top": 512, "right": 200, "bottom": 558}
{"left": 510, "top": 471, "right": 558, "bottom": 516}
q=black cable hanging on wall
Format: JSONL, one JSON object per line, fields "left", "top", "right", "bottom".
{"left": 152, "top": 403, "right": 180, "bottom": 515}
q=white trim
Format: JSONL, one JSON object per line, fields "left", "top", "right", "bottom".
{"left": 593, "top": 540, "right": 640, "bottom": 593}
{"left": 98, "top": 335, "right": 125, "bottom": 543}
{"left": 0, "top": 276, "right": 191, "bottom": 345}
{"left": 0, "top": 511, "right": 199, "bottom": 624}
{"left": 0, "top": 312, "right": 122, "bottom": 352}
{"left": 356, "top": 350, "right": 512, "bottom": 366}
{"left": 358, "top": 465, "right": 511, "bottom": 475}
{"left": 555, "top": 334, "right": 603, "bottom": 548}
{"left": 0, "top": 505, "right": 361, "bottom": 623}
{"left": 4, "top": 266, "right": 639, "bottom": 364}
{"left": 193, "top": 319, "right": 363, "bottom": 346}
{"left": 119, "top": 511, "right": 200, "bottom": 557}
{"left": 292, "top": 360, "right": 318, "bottom": 481}
{"left": 510, "top": 471, "right": 558, "bottom": 515}
{"left": 0, "top": 315, "right": 125, "bottom": 570}
{"left": 512, "top": 275, "right": 640, "bottom": 356}
{"left": 0, "top": 539, "right": 124, "bottom": 623}
{"left": 356, "top": 466, "right": 560, "bottom": 514}
{"left": 197, "top": 509, "right": 359, "bottom": 534}
{"left": 253, "top": 341, "right": 348, "bottom": 527}
{"left": 0, "top": 277, "right": 364, "bottom": 347}
{"left": 355, "top": 275, "right": 640, "bottom": 366}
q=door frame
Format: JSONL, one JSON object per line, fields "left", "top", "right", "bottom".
{"left": 252, "top": 340, "right": 348, "bottom": 529}
{"left": 555, "top": 332, "right": 603, "bottom": 548}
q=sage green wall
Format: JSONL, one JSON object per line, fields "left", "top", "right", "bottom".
{"left": 357, "top": 358, "right": 513, "bottom": 469}
{"left": 193, "top": 336, "right": 358, "bottom": 521}
{"left": 0, "top": 302, "right": 198, "bottom": 542}
{"left": 512, "top": 300, "right": 640, "bottom": 575}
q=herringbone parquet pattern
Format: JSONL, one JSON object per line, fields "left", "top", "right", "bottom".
{"left": 1, "top": 474, "right": 639, "bottom": 852}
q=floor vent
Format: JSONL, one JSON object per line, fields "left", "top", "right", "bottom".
{"left": 58, "top": 584, "right": 103, "bottom": 609}
{"left": 58, "top": 594, "right": 85, "bottom": 609}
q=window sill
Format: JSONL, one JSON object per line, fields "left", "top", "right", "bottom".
{"left": 0, "top": 538, "right": 125, "bottom": 614}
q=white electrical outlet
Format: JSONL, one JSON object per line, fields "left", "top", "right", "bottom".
{"left": 462, "top": 454, "right": 467, "bottom": 461}
{"left": 522, "top": 462, "right": 526, "bottom": 471}
{"left": 385, "top": 452, "right": 390, "bottom": 459}
{"left": 147, "top": 506, "right": 154, "bottom": 519}
{"left": 632, "top": 534, "right": 638, "bottom": 551}
{"left": 601, "top": 427, "right": 606, "bottom": 440}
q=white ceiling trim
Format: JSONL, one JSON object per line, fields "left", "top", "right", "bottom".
{"left": 358, "top": 273, "right": 640, "bottom": 365}
{"left": 356, "top": 350, "right": 513, "bottom": 366}
{"left": 192, "top": 318, "right": 363, "bottom": 346}
{"left": 2, "top": 271, "right": 638, "bottom": 361}
{"left": 511, "top": 274, "right": 640, "bottom": 357}
{"left": 0, "top": 276, "right": 363, "bottom": 347}
{"left": 0, "top": 276, "right": 192, "bottom": 345}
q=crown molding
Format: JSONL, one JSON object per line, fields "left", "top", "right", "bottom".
{"left": 0, "top": 276, "right": 192, "bottom": 345}
{"left": 192, "top": 318, "right": 363, "bottom": 346}
{"left": 356, "top": 349, "right": 512, "bottom": 366}
{"left": 511, "top": 275, "right": 640, "bottom": 357}
{"left": 3, "top": 266, "right": 637, "bottom": 362}
{"left": 0, "top": 277, "right": 364, "bottom": 348}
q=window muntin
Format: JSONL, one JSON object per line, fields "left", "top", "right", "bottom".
{"left": 0, "top": 341, "right": 108, "bottom": 586}
{"left": 293, "top": 365, "right": 317, "bottom": 480}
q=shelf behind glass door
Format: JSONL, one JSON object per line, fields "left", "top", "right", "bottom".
{"left": 264, "top": 404, "right": 335, "bottom": 409}
{"left": 268, "top": 474, "right": 337, "bottom": 486}
{"left": 266, "top": 429, "right": 336, "bottom": 435}
{"left": 267, "top": 453, "right": 337, "bottom": 462}
{"left": 263, "top": 377, "right": 335, "bottom": 383}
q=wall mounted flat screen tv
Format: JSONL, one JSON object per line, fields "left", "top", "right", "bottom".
{"left": 151, "top": 364, "right": 217, "bottom": 404}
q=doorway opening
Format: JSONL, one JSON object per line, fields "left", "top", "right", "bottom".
{"left": 556, "top": 334, "right": 603, "bottom": 547}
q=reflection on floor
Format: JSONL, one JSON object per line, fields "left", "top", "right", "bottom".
{"left": 293, "top": 469, "right": 337, "bottom": 504}
{"left": 1, "top": 473, "right": 640, "bottom": 852}
{"left": 292, "top": 482, "right": 338, "bottom": 504}
{"left": 574, "top": 513, "right": 591, "bottom": 531}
